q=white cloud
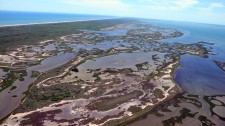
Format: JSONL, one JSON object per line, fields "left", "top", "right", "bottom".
{"left": 198, "top": 2, "right": 224, "bottom": 11}
{"left": 141, "top": 0, "right": 199, "bottom": 10}
{"left": 209, "top": 3, "right": 224, "bottom": 8}
{"left": 60, "top": 0, "right": 130, "bottom": 10}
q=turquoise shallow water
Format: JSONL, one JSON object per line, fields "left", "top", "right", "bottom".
{"left": 142, "top": 19, "right": 225, "bottom": 95}
{"left": 0, "top": 11, "right": 115, "bottom": 26}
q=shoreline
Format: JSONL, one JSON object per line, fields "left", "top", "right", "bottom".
{"left": 0, "top": 17, "right": 122, "bottom": 28}
{"left": 110, "top": 58, "right": 184, "bottom": 126}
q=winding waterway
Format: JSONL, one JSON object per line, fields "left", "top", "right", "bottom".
{"left": 142, "top": 19, "right": 225, "bottom": 95}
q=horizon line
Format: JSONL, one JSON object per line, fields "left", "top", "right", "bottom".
{"left": 1, "top": 9, "right": 225, "bottom": 26}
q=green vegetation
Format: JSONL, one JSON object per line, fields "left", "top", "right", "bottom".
{"left": 0, "top": 69, "right": 27, "bottom": 92}
{"left": 128, "top": 106, "right": 142, "bottom": 114}
{"left": 15, "top": 84, "right": 87, "bottom": 113}
{"left": 153, "top": 88, "right": 165, "bottom": 99}
{"left": 93, "top": 72, "right": 101, "bottom": 81}
{"left": 74, "top": 59, "right": 86, "bottom": 67}
{"left": 0, "top": 18, "right": 135, "bottom": 54}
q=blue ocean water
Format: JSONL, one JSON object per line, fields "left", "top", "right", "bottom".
{"left": 142, "top": 19, "right": 225, "bottom": 95}
{"left": 0, "top": 11, "right": 115, "bottom": 26}
{"left": 144, "top": 19, "right": 225, "bottom": 61}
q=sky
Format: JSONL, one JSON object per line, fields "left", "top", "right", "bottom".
{"left": 0, "top": 0, "right": 225, "bottom": 25}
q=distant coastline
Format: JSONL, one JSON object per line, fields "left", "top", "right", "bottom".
{"left": 0, "top": 10, "right": 118, "bottom": 27}
{"left": 0, "top": 18, "right": 120, "bottom": 28}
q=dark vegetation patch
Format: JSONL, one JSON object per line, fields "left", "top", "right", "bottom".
{"left": 198, "top": 115, "right": 216, "bottom": 126}
{"left": 204, "top": 95, "right": 225, "bottom": 121}
{"left": 10, "top": 86, "right": 17, "bottom": 91}
{"left": 135, "top": 62, "right": 149, "bottom": 71}
{"left": 162, "top": 108, "right": 198, "bottom": 126}
{"left": 150, "top": 110, "right": 164, "bottom": 117}
{"left": 71, "top": 67, "right": 79, "bottom": 72}
{"left": 153, "top": 88, "right": 165, "bottom": 99}
{"left": 128, "top": 106, "right": 143, "bottom": 114}
{"left": 162, "top": 86, "right": 170, "bottom": 91}
{"left": 87, "top": 90, "right": 143, "bottom": 111}
{"left": 14, "top": 84, "right": 87, "bottom": 113}
{"left": 0, "top": 69, "right": 27, "bottom": 92}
